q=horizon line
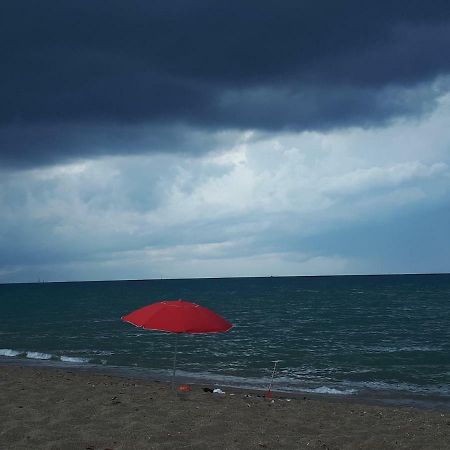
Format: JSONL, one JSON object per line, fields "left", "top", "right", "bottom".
{"left": 1, "top": 271, "right": 450, "bottom": 286}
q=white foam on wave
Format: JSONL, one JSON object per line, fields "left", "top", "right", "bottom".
{"left": 347, "top": 380, "right": 450, "bottom": 396}
{"left": 0, "top": 348, "right": 21, "bottom": 357}
{"left": 303, "top": 386, "right": 357, "bottom": 395}
{"left": 367, "top": 345, "right": 442, "bottom": 353}
{"left": 92, "top": 350, "right": 114, "bottom": 356}
{"left": 26, "top": 351, "right": 52, "bottom": 360}
{"left": 60, "top": 356, "right": 90, "bottom": 363}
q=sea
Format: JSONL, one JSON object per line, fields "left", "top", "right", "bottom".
{"left": 1, "top": 274, "right": 449, "bottom": 410}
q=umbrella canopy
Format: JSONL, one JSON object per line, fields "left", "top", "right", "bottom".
{"left": 121, "top": 299, "right": 233, "bottom": 389}
{"left": 122, "top": 299, "right": 233, "bottom": 333}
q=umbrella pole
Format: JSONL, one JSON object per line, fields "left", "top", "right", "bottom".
{"left": 172, "top": 333, "right": 179, "bottom": 391}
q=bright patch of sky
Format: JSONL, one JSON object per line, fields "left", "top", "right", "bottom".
{"left": 2, "top": 93, "right": 450, "bottom": 282}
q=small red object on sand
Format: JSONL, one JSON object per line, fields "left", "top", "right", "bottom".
{"left": 177, "top": 384, "right": 192, "bottom": 392}
{"left": 264, "top": 391, "right": 273, "bottom": 398}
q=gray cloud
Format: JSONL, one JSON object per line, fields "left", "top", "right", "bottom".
{"left": 2, "top": 1, "right": 450, "bottom": 167}
{"left": 2, "top": 98, "right": 450, "bottom": 283}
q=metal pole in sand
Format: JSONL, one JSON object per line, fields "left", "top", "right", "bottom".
{"left": 266, "top": 360, "right": 281, "bottom": 397}
{"left": 172, "top": 333, "right": 179, "bottom": 391}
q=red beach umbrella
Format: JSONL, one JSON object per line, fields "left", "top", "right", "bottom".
{"left": 122, "top": 299, "right": 233, "bottom": 388}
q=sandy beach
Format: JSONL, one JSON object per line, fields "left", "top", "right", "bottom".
{"left": 0, "top": 365, "right": 449, "bottom": 449}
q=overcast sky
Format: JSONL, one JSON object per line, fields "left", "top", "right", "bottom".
{"left": 1, "top": 1, "right": 450, "bottom": 282}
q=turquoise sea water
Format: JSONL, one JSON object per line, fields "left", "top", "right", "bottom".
{"left": 1, "top": 274, "right": 449, "bottom": 408}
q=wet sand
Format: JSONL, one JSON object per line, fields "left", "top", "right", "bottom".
{"left": 0, "top": 365, "right": 449, "bottom": 449}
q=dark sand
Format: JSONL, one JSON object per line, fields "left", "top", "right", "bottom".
{"left": 0, "top": 365, "right": 449, "bottom": 449}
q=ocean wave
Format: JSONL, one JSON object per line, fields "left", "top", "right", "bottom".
{"left": 366, "top": 346, "right": 442, "bottom": 353}
{"left": 342, "top": 380, "right": 450, "bottom": 396}
{"left": 26, "top": 351, "right": 52, "bottom": 360}
{"left": 91, "top": 350, "right": 114, "bottom": 356}
{"left": 2, "top": 348, "right": 98, "bottom": 365}
{"left": 302, "top": 386, "right": 357, "bottom": 395}
{"left": 60, "top": 356, "right": 90, "bottom": 363}
{"left": 0, "top": 348, "right": 21, "bottom": 357}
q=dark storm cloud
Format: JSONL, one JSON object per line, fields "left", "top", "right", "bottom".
{"left": 0, "top": 123, "right": 230, "bottom": 168}
{"left": 1, "top": 0, "right": 450, "bottom": 166}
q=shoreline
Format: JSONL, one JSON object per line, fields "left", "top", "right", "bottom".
{"left": 1, "top": 364, "right": 449, "bottom": 449}
{"left": 1, "top": 357, "right": 449, "bottom": 413}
